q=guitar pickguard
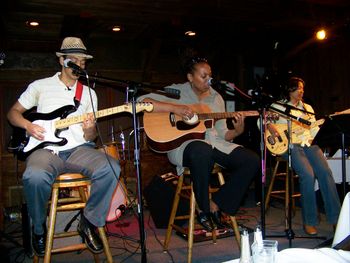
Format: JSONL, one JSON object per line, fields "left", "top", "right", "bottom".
{"left": 15, "top": 105, "right": 76, "bottom": 160}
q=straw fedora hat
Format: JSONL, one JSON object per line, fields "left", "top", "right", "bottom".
{"left": 56, "top": 37, "right": 93, "bottom": 59}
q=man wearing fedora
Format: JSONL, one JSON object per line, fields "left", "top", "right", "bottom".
{"left": 7, "top": 37, "right": 119, "bottom": 256}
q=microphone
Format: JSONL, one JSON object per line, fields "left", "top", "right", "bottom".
{"left": 208, "top": 78, "right": 230, "bottom": 87}
{"left": 296, "top": 116, "right": 311, "bottom": 126}
{"left": 208, "top": 78, "right": 219, "bottom": 86}
{"left": 208, "top": 78, "right": 236, "bottom": 88}
{"left": 248, "top": 88, "right": 276, "bottom": 106}
{"left": 163, "top": 87, "right": 181, "bottom": 99}
{"left": 283, "top": 105, "right": 311, "bottom": 125}
{"left": 208, "top": 78, "right": 236, "bottom": 96}
{"left": 248, "top": 89, "right": 275, "bottom": 100}
{"left": 63, "top": 59, "right": 86, "bottom": 74}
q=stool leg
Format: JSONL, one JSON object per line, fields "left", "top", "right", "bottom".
{"left": 229, "top": 216, "right": 241, "bottom": 249}
{"left": 98, "top": 227, "right": 113, "bottom": 263}
{"left": 217, "top": 172, "right": 240, "bottom": 249}
{"left": 164, "top": 175, "right": 184, "bottom": 251}
{"left": 265, "top": 160, "right": 279, "bottom": 210}
{"left": 33, "top": 255, "right": 39, "bottom": 263}
{"left": 44, "top": 187, "right": 59, "bottom": 263}
{"left": 93, "top": 254, "right": 101, "bottom": 263}
{"left": 291, "top": 172, "right": 297, "bottom": 214}
{"left": 285, "top": 165, "right": 289, "bottom": 229}
{"left": 79, "top": 186, "right": 88, "bottom": 202}
{"left": 187, "top": 186, "right": 196, "bottom": 263}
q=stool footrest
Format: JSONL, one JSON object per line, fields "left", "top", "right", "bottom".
{"left": 270, "top": 195, "right": 286, "bottom": 200}
{"left": 57, "top": 203, "right": 86, "bottom": 211}
{"left": 271, "top": 190, "right": 287, "bottom": 194}
{"left": 174, "top": 215, "right": 190, "bottom": 220}
{"left": 172, "top": 224, "right": 187, "bottom": 234}
{"left": 51, "top": 243, "right": 87, "bottom": 254}
{"left": 56, "top": 197, "right": 82, "bottom": 203}
{"left": 179, "top": 192, "right": 191, "bottom": 199}
{"left": 54, "top": 231, "right": 80, "bottom": 239}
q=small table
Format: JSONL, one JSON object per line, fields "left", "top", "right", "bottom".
{"left": 315, "top": 157, "right": 350, "bottom": 190}
{"left": 327, "top": 157, "right": 350, "bottom": 184}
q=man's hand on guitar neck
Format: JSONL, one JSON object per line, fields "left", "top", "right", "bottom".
{"left": 82, "top": 113, "right": 97, "bottom": 142}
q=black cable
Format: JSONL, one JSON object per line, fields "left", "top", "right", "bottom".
{"left": 146, "top": 210, "right": 175, "bottom": 263}
{"left": 85, "top": 75, "right": 135, "bottom": 213}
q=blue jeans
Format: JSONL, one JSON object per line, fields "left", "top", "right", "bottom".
{"left": 284, "top": 144, "right": 340, "bottom": 225}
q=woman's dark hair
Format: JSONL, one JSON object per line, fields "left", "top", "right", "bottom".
{"left": 183, "top": 57, "right": 208, "bottom": 74}
{"left": 282, "top": 76, "right": 305, "bottom": 100}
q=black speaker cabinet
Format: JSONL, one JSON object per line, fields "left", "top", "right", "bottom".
{"left": 143, "top": 173, "right": 189, "bottom": 228}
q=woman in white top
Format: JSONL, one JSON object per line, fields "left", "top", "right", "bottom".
{"left": 268, "top": 77, "right": 340, "bottom": 235}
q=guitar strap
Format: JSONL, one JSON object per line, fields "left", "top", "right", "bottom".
{"left": 74, "top": 81, "right": 83, "bottom": 108}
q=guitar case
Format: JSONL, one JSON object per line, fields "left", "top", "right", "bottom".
{"left": 143, "top": 173, "right": 189, "bottom": 228}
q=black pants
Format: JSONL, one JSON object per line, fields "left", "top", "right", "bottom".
{"left": 183, "top": 141, "right": 259, "bottom": 216}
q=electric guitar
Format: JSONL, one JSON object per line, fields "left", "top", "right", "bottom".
{"left": 143, "top": 103, "right": 262, "bottom": 153}
{"left": 265, "top": 118, "right": 325, "bottom": 155}
{"left": 13, "top": 102, "right": 153, "bottom": 160}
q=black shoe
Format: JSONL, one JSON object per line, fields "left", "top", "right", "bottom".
{"left": 211, "top": 211, "right": 226, "bottom": 229}
{"left": 32, "top": 233, "right": 46, "bottom": 257}
{"left": 77, "top": 214, "right": 103, "bottom": 253}
{"left": 197, "top": 212, "right": 216, "bottom": 232}
{"left": 32, "top": 224, "right": 47, "bottom": 257}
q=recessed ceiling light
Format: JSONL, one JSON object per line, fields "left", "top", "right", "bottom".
{"left": 26, "top": 21, "right": 39, "bottom": 27}
{"left": 112, "top": 26, "right": 121, "bottom": 32}
{"left": 185, "top": 31, "right": 196, "bottom": 36}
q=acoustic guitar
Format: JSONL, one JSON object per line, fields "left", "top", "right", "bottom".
{"left": 143, "top": 103, "right": 260, "bottom": 153}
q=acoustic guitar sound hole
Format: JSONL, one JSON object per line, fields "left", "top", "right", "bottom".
{"left": 176, "top": 121, "right": 200, "bottom": 130}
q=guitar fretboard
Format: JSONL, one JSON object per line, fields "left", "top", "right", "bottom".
{"left": 55, "top": 102, "right": 153, "bottom": 129}
{"left": 198, "top": 111, "right": 259, "bottom": 120}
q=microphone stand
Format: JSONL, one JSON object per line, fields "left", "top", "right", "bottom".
{"left": 72, "top": 70, "right": 148, "bottom": 261}
{"left": 251, "top": 93, "right": 274, "bottom": 239}
{"left": 214, "top": 85, "right": 327, "bottom": 245}
{"left": 128, "top": 83, "right": 147, "bottom": 263}
{"left": 215, "top": 83, "right": 270, "bottom": 237}
{"left": 73, "top": 69, "right": 181, "bottom": 263}
{"left": 258, "top": 108, "right": 267, "bottom": 238}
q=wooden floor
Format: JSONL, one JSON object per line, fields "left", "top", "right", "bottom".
{"left": 0, "top": 187, "right": 336, "bottom": 263}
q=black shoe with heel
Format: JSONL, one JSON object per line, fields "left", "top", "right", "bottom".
{"left": 32, "top": 224, "right": 47, "bottom": 257}
{"left": 211, "top": 210, "right": 226, "bottom": 229}
{"left": 32, "top": 233, "right": 46, "bottom": 256}
{"left": 197, "top": 212, "right": 216, "bottom": 232}
{"left": 77, "top": 214, "right": 103, "bottom": 253}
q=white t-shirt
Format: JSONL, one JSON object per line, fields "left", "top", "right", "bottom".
{"left": 18, "top": 72, "right": 98, "bottom": 152}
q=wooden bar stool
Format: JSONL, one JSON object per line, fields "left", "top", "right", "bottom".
{"left": 33, "top": 173, "right": 113, "bottom": 263}
{"left": 163, "top": 164, "right": 241, "bottom": 263}
{"left": 265, "top": 157, "right": 301, "bottom": 215}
